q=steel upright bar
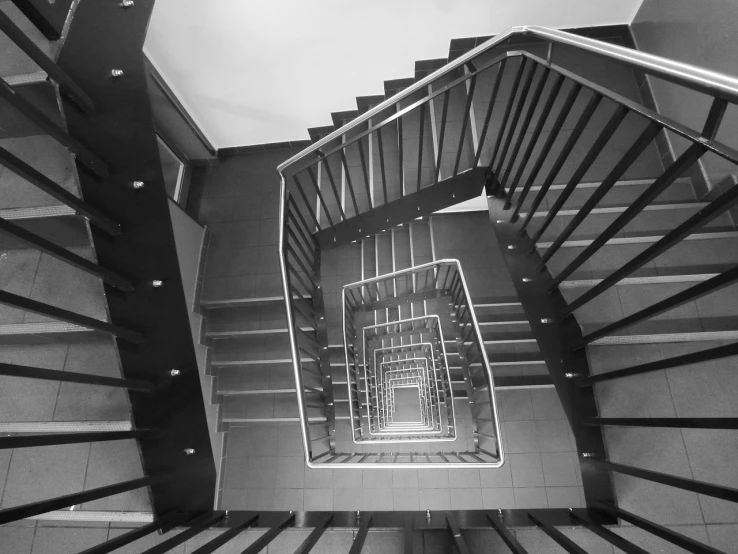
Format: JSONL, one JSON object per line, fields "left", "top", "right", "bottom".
{"left": 348, "top": 513, "right": 373, "bottom": 554}
{"left": 434, "top": 90, "right": 451, "bottom": 185}
{"left": 417, "top": 103, "right": 426, "bottom": 193}
{"left": 0, "top": 361, "right": 154, "bottom": 389}
{"left": 500, "top": 66, "right": 551, "bottom": 187}
{"left": 0, "top": 78, "right": 107, "bottom": 177}
{"left": 239, "top": 513, "right": 296, "bottom": 554}
{"left": 0, "top": 476, "right": 164, "bottom": 524}
{"left": 494, "top": 61, "right": 537, "bottom": 177}
{"left": 291, "top": 177, "right": 322, "bottom": 231}
{"left": 474, "top": 58, "right": 508, "bottom": 166}
{"left": 0, "top": 146, "right": 119, "bottom": 234}
{"left": 489, "top": 58, "right": 529, "bottom": 173}
{"left": 318, "top": 152, "right": 346, "bottom": 221}
{"left": 0, "top": 9, "right": 95, "bottom": 113}
{"left": 537, "top": 122, "right": 662, "bottom": 269}
{"left": 0, "top": 429, "right": 160, "bottom": 450}
{"left": 0, "top": 290, "right": 142, "bottom": 342}
{"left": 292, "top": 514, "right": 334, "bottom": 554}
{"left": 77, "top": 512, "right": 191, "bottom": 554}
{"left": 527, "top": 104, "right": 628, "bottom": 244}
{"left": 453, "top": 74, "right": 477, "bottom": 177}
{"left": 446, "top": 512, "right": 471, "bottom": 554}
{"left": 486, "top": 512, "right": 528, "bottom": 553}
{"left": 585, "top": 417, "right": 738, "bottom": 429}
{"left": 356, "top": 136, "right": 373, "bottom": 208}
{"left": 505, "top": 73, "right": 565, "bottom": 207}
{"left": 585, "top": 458, "right": 738, "bottom": 502}
{"left": 519, "top": 92, "right": 602, "bottom": 233}
{"left": 565, "top": 182, "right": 738, "bottom": 313}
{"left": 552, "top": 143, "right": 706, "bottom": 286}
{"left": 595, "top": 502, "right": 722, "bottom": 554}
{"left": 377, "top": 126, "right": 389, "bottom": 205}
{"left": 581, "top": 265, "right": 738, "bottom": 342}
{"left": 140, "top": 512, "right": 226, "bottom": 554}
{"left": 575, "top": 342, "right": 738, "bottom": 385}
{"left": 305, "top": 168, "right": 336, "bottom": 228}
{"left": 528, "top": 513, "right": 588, "bottom": 554}
{"left": 187, "top": 513, "right": 259, "bottom": 554}
{"left": 339, "top": 149, "right": 361, "bottom": 216}
{"left": 511, "top": 82, "right": 582, "bottom": 221}
{"left": 0, "top": 217, "right": 132, "bottom": 290}
{"left": 568, "top": 511, "right": 649, "bottom": 554}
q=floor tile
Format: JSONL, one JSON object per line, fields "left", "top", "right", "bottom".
{"left": 334, "top": 488, "right": 363, "bottom": 510}
{"left": 363, "top": 488, "right": 394, "bottom": 510}
{"left": 418, "top": 488, "right": 451, "bottom": 510}
{"left": 509, "top": 453, "right": 545, "bottom": 488}
{"left": 450, "top": 488, "right": 483, "bottom": 509}
{"left": 393, "top": 488, "right": 420, "bottom": 510}
{"left": 274, "top": 488, "right": 304, "bottom": 510}
{"left": 514, "top": 487, "right": 548, "bottom": 509}
{"left": 304, "top": 489, "right": 333, "bottom": 510}
{"left": 482, "top": 488, "right": 516, "bottom": 509}
{"left": 541, "top": 452, "right": 579, "bottom": 487}
{"left": 275, "top": 457, "right": 305, "bottom": 489}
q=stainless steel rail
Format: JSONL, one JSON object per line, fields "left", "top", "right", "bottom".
{"left": 277, "top": 25, "right": 738, "bottom": 176}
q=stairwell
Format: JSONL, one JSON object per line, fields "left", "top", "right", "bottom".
{"left": 0, "top": 3, "right": 736, "bottom": 551}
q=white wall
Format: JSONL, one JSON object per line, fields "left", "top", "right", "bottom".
{"left": 144, "top": 0, "right": 643, "bottom": 149}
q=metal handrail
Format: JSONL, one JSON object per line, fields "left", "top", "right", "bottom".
{"left": 277, "top": 25, "right": 738, "bottom": 175}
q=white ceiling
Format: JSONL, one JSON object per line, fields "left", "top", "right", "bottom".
{"left": 144, "top": 0, "right": 643, "bottom": 150}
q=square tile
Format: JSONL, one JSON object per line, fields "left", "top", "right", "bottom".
{"left": 304, "top": 489, "right": 333, "bottom": 510}
{"left": 509, "top": 453, "right": 545, "bottom": 487}
{"left": 482, "top": 488, "right": 516, "bottom": 509}
{"left": 333, "top": 469, "right": 362, "bottom": 489}
{"left": 531, "top": 389, "right": 566, "bottom": 420}
{"left": 363, "top": 489, "right": 394, "bottom": 510}
{"left": 274, "top": 488, "right": 304, "bottom": 510}
{"left": 514, "top": 487, "right": 548, "bottom": 509}
{"left": 392, "top": 469, "right": 419, "bottom": 489}
{"left": 480, "top": 463, "right": 513, "bottom": 488}
{"left": 363, "top": 469, "right": 393, "bottom": 489}
{"left": 536, "top": 419, "right": 574, "bottom": 452}
{"left": 334, "top": 488, "right": 363, "bottom": 510}
{"left": 418, "top": 488, "right": 451, "bottom": 510}
{"left": 304, "top": 466, "right": 333, "bottom": 489}
{"left": 417, "top": 469, "right": 449, "bottom": 489}
{"left": 393, "top": 489, "right": 420, "bottom": 510}
{"left": 541, "top": 452, "right": 579, "bottom": 487}
{"left": 504, "top": 420, "right": 540, "bottom": 453}
{"left": 275, "top": 457, "right": 305, "bottom": 488}
{"left": 448, "top": 468, "right": 481, "bottom": 489}
{"left": 450, "top": 488, "right": 483, "bottom": 509}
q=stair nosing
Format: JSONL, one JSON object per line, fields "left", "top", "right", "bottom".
{"left": 0, "top": 322, "right": 90, "bottom": 335}
{"left": 520, "top": 201, "right": 707, "bottom": 219}
{"left": 0, "top": 205, "right": 77, "bottom": 220}
{"left": 538, "top": 231, "right": 738, "bottom": 249}
{"left": 0, "top": 421, "right": 132, "bottom": 432}
{"left": 590, "top": 330, "right": 738, "bottom": 345}
{"left": 561, "top": 273, "right": 718, "bottom": 288}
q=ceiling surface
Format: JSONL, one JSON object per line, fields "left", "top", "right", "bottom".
{"left": 144, "top": 0, "right": 643, "bottom": 149}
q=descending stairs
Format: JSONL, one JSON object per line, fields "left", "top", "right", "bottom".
{"left": 0, "top": 0, "right": 151, "bottom": 520}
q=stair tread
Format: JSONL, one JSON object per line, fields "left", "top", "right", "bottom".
{"left": 520, "top": 201, "right": 707, "bottom": 219}
{"left": 538, "top": 230, "right": 738, "bottom": 249}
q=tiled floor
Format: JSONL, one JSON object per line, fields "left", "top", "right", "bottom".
{"left": 218, "top": 388, "right": 585, "bottom": 512}
{"left": 190, "top": 148, "right": 587, "bottom": 512}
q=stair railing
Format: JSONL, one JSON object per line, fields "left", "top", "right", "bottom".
{"left": 277, "top": 23, "right": 738, "bottom": 549}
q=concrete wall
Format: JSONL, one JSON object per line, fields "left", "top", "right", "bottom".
{"left": 632, "top": 0, "right": 738, "bottom": 193}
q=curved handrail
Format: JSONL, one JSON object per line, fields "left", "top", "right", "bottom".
{"left": 277, "top": 24, "right": 738, "bottom": 174}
